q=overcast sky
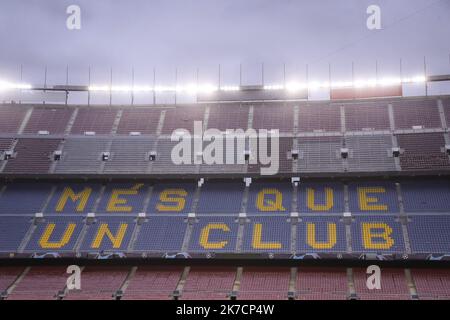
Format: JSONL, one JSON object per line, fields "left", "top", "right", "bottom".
{"left": 0, "top": 0, "right": 449, "bottom": 100}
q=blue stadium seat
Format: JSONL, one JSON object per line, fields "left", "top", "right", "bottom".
{"left": 196, "top": 181, "right": 244, "bottom": 214}
{"left": 0, "top": 183, "right": 52, "bottom": 215}
{"left": 25, "top": 216, "right": 84, "bottom": 252}
{"left": 80, "top": 216, "right": 136, "bottom": 252}
{"left": 241, "top": 216, "right": 291, "bottom": 252}
{"left": 45, "top": 183, "right": 101, "bottom": 214}
{"left": 0, "top": 216, "right": 31, "bottom": 252}
{"left": 348, "top": 182, "right": 400, "bottom": 213}
{"left": 351, "top": 216, "right": 405, "bottom": 253}
{"left": 298, "top": 182, "right": 344, "bottom": 214}
{"left": 247, "top": 181, "right": 292, "bottom": 215}
{"left": 297, "top": 216, "right": 347, "bottom": 252}
{"left": 147, "top": 182, "right": 196, "bottom": 214}
{"left": 407, "top": 215, "right": 450, "bottom": 253}
{"left": 96, "top": 183, "right": 148, "bottom": 214}
{"left": 133, "top": 216, "right": 187, "bottom": 252}
{"left": 401, "top": 181, "right": 450, "bottom": 213}
{"left": 188, "top": 216, "right": 239, "bottom": 252}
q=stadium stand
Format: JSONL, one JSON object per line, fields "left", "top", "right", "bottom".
{"left": 0, "top": 216, "right": 31, "bottom": 252}
{"left": 296, "top": 267, "right": 348, "bottom": 300}
{"left": 96, "top": 182, "right": 148, "bottom": 213}
{"left": 348, "top": 181, "right": 400, "bottom": 213}
{"left": 63, "top": 266, "right": 129, "bottom": 300}
{"left": 246, "top": 181, "right": 292, "bottom": 214}
{"left": 297, "top": 136, "right": 344, "bottom": 172}
{"left": 23, "top": 107, "right": 73, "bottom": 134}
{"left": 344, "top": 102, "right": 390, "bottom": 131}
{"left": 0, "top": 267, "right": 23, "bottom": 295}
{"left": 0, "top": 106, "right": 27, "bottom": 134}
{"left": 188, "top": 216, "right": 239, "bottom": 252}
{"left": 353, "top": 268, "right": 410, "bottom": 300}
{"left": 407, "top": 215, "right": 450, "bottom": 253}
{"left": 161, "top": 105, "right": 205, "bottom": 134}
{"left": 6, "top": 266, "right": 68, "bottom": 300}
{"left": 392, "top": 99, "right": 441, "bottom": 129}
{"left": 25, "top": 216, "right": 85, "bottom": 252}
{"left": 121, "top": 266, "right": 183, "bottom": 300}
{"left": 3, "top": 138, "right": 61, "bottom": 174}
{"left": 116, "top": 108, "right": 162, "bottom": 135}
{"left": 297, "top": 216, "right": 347, "bottom": 253}
{"left": 44, "top": 183, "right": 102, "bottom": 214}
{"left": 103, "top": 138, "right": 155, "bottom": 174}
{"left": 0, "top": 138, "right": 14, "bottom": 153}
{"left": 351, "top": 216, "right": 405, "bottom": 253}
{"left": 79, "top": 216, "right": 136, "bottom": 252}
{"left": 298, "top": 103, "right": 341, "bottom": 132}
{"left": 238, "top": 267, "right": 291, "bottom": 300}
{"left": 1, "top": 96, "right": 450, "bottom": 300}
{"left": 247, "top": 137, "right": 293, "bottom": 174}
{"left": 70, "top": 108, "right": 117, "bottom": 135}
{"left": 252, "top": 102, "right": 294, "bottom": 133}
{"left": 196, "top": 181, "right": 244, "bottom": 214}
{"left": 133, "top": 216, "right": 187, "bottom": 252}
{"left": 206, "top": 104, "right": 249, "bottom": 131}
{"left": 443, "top": 98, "right": 450, "bottom": 128}
{"left": 297, "top": 182, "right": 344, "bottom": 213}
{"left": 345, "top": 135, "right": 397, "bottom": 172}
{"left": 412, "top": 269, "right": 450, "bottom": 300}
{"left": 397, "top": 133, "right": 450, "bottom": 171}
{"left": 54, "top": 137, "right": 110, "bottom": 174}
{"left": 0, "top": 182, "right": 52, "bottom": 214}
{"left": 401, "top": 180, "right": 450, "bottom": 212}
{"left": 241, "top": 216, "right": 291, "bottom": 253}
{"left": 147, "top": 182, "right": 196, "bottom": 214}
{"left": 181, "top": 267, "right": 236, "bottom": 300}
{"left": 151, "top": 138, "right": 199, "bottom": 174}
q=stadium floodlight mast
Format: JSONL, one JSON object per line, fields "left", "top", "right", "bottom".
{"left": 0, "top": 80, "right": 32, "bottom": 91}
{"left": 85, "top": 75, "right": 427, "bottom": 93}
{"left": 0, "top": 75, "right": 428, "bottom": 94}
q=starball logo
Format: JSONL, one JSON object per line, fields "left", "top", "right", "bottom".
{"left": 170, "top": 121, "right": 280, "bottom": 175}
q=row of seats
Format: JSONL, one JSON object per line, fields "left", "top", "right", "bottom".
{"left": 1, "top": 266, "right": 449, "bottom": 300}
{"left": 0, "top": 134, "right": 449, "bottom": 175}
{"left": 0, "top": 180, "right": 449, "bottom": 215}
{"left": 1, "top": 214, "right": 449, "bottom": 254}
{"left": 0, "top": 98, "right": 449, "bottom": 135}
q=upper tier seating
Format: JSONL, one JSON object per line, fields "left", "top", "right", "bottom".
{"left": 116, "top": 108, "right": 162, "bottom": 135}
{"left": 161, "top": 105, "right": 205, "bottom": 134}
{"left": 0, "top": 106, "right": 27, "bottom": 134}
{"left": 344, "top": 102, "right": 390, "bottom": 131}
{"left": 70, "top": 108, "right": 117, "bottom": 134}
{"left": 392, "top": 99, "right": 441, "bottom": 129}
{"left": 298, "top": 103, "right": 341, "bottom": 132}
{"left": 23, "top": 108, "right": 73, "bottom": 134}
{"left": 252, "top": 103, "right": 294, "bottom": 133}
{"left": 207, "top": 104, "right": 249, "bottom": 131}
